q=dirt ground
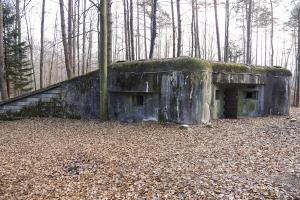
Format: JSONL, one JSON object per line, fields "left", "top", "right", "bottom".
{"left": 0, "top": 108, "right": 299, "bottom": 199}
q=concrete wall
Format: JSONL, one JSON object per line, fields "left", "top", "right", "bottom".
{"left": 108, "top": 70, "right": 212, "bottom": 124}
{"left": 262, "top": 74, "right": 291, "bottom": 115}
{"left": 0, "top": 60, "right": 291, "bottom": 123}
{"left": 211, "top": 72, "right": 291, "bottom": 119}
{"left": 0, "top": 71, "right": 100, "bottom": 119}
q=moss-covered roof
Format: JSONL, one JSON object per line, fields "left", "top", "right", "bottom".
{"left": 211, "top": 62, "right": 292, "bottom": 76}
{"left": 110, "top": 57, "right": 292, "bottom": 76}
{"left": 110, "top": 57, "right": 212, "bottom": 72}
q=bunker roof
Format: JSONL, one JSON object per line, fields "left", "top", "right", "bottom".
{"left": 212, "top": 62, "right": 292, "bottom": 76}
{"left": 110, "top": 57, "right": 212, "bottom": 72}
{"left": 110, "top": 57, "right": 292, "bottom": 76}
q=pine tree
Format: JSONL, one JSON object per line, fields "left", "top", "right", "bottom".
{"left": 3, "top": 3, "right": 32, "bottom": 96}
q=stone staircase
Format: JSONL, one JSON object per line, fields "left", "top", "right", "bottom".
{"left": 0, "top": 85, "right": 63, "bottom": 116}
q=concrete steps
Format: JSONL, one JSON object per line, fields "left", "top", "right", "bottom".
{"left": 0, "top": 86, "right": 63, "bottom": 115}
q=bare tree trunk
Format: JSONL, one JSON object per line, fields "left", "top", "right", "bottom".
{"left": 16, "top": 0, "right": 21, "bottom": 46}
{"left": 82, "top": 0, "right": 87, "bottom": 74}
{"left": 213, "top": 0, "right": 221, "bottom": 61}
{"left": 114, "top": 8, "right": 118, "bottom": 61}
{"left": 130, "top": 0, "right": 135, "bottom": 60}
{"left": 49, "top": 12, "right": 58, "bottom": 85}
{"left": 137, "top": 1, "right": 141, "bottom": 60}
{"left": 77, "top": 0, "right": 80, "bottom": 75}
{"left": 269, "top": 0, "right": 274, "bottom": 66}
{"left": 296, "top": 9, "right": 300, "bottom": 107}
{"left": 264, "top": 26, "right": 267, "bottom": 66}
{"left": 246, "top": 0, "right": 252, "bottom": 65}
{"left": 176, "top": 0, "right": 182, "bottom": 57}
{"left": 23, "top": 0, "right": 36, "bottom": 90}
{"left": 107, "top": 0, "right": 112, "bottom": 64}
{"left": 195, "top": 0, "right": 200, "bottom": 58}
{"left": 123, "top": 0, "right": 129, "bottom": 60}
{"left": 68, "top": 0, "right": 74, "bottom": 75}
{"left": 171, "top": 0, "right": 176, "bottom": 57}
{"left": 143, "top": 0, "right": 147, "bottom": 59}
{"left": 255, "top": 25, "right": 258, "bottom": 65}
{"left": 100, "top": 0, "right": 108, "bottom": 119}
{"left": 224, "top": 0, "right": 229, "bottom": 62}
{"left": 191, "top": 0, "right": 195, "bottom": 57}
{"left": 59, "top": 0, "right": 73, "bottom": 79}
{"left": 242, "top": 6, "right": 246, "bottom": 63}
{"left": 126, "top": 0, "right": 131, "bottom": 60}
{"left": 0, "top": 1, "right": 8, "bottom": 100}
{"left": 149, "top": 0, "right": 157, "bottom": 59}
{"left": 87, "top": 18, "right": 93, "bottom": 72}
{"left": 39, "top": 0, "right": 46, "bottom": 88}
{"left": 204, "top": 0, "right": 207, "bottom": 59}
{"left": 72, "top": 0, "right": 76, "bottom": 74}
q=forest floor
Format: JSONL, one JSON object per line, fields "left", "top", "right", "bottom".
{"left": 0, "top": 108, "right": 299, "bottom": 199}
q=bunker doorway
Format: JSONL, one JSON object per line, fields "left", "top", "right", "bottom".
{"left": 223, "top": 87, "right": 238, "bottom": 119}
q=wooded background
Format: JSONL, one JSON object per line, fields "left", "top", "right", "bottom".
{"left": 0, "top": 0, "right": 299, "bottom": 107}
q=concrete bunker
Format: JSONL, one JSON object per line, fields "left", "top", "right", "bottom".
{"left": 0, "top": 57, "right": 292, "bottom": 124}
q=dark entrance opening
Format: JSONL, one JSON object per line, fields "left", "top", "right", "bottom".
{"left": 224, "top": 87, "right": 238, "bottom": 118}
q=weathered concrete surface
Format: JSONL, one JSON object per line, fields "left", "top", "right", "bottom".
{"left": 109, "top": 70, "right": 212, "bottom": 124}
{"left": 211, "top": 68, "right": 291, "bottom": 119}
{"left": 0, "top": 71, "right": 100, "bottom": 120}
{"left": 0, "top": 58, "right": 292, "bottom": 124}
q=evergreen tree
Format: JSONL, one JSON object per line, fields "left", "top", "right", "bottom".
{"left": 3, "top": 3, "right": 32, "bottom": 96}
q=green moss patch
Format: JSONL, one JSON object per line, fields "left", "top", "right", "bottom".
{"left": 212, "top": 62, "right": 292, "bottom": 76}
{"left": 110, "top": 57, "right": 212, "bottom": 72}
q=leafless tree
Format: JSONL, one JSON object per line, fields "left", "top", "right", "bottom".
{"left": 0, "top": 0, "right": 8, "bottom": 100}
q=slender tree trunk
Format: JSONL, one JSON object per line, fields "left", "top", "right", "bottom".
{"left": 246, "top": 0, "right": 252, "bottom": 64}
{"left": 264, "top": 26, "right": 267, "bottom": 66}
{"left": 242, "top": 6, "right": 246, "bottom": 63}
{"left": 224, "top": 0, "right": 229, "bottom": 62}
{"left": 77, "top": 0, "right": 80, "bottom": 75}
{"left": 59, "top": 0, "right": 72, "bottom": 78}
{"left": 49, "top": 12, "right": 58, "bottom": 85}
{"left": 82, "top": 0, "right": 87, "bottom": 74}
{"left": 213, "top": 0, "right": 221, "bottom": 61}
{"left": 296, "top": 9, "right": 300, "bottom": 107}
{"left": 23, "top": 0, "right": 36, "bottom": 90}
{"left": 143, "top": 0, "right": 147, "bottom": 59}
{"left": 126, "top": 0, "right": 131, "bottom": 60}
{"left": 204, "top": 0, "right": 207, "bottom": 59}
{"left": 16, "top": 0, "right": 21, "bottom": 46}
{"left": 123, "top": 0, "right": 129, "bottom": 60}
{"left": 137, "top": 1, "right": 141, "bottom": 60}
{"left": 114, "top": 8, "right": 118, "bottom": 61}
{"left": 171, "top": 0, "right": 176, "bottom": 57}
{"left": 176, "top": 0, "right": 182, "bottom": 57}
{"left": 68, "top": 0, "right": 74, "bottom": 75}
{"left": 149, "top": 0, "right": 157, "bottom": 59}
{"left": 255, "top": 25, "right": 258, "bottom": 65}
{"left": 100, "top": 0, "right": 108, "bottom": 119}
{"left": 87, "top": 18, "right": 93, "bottom": 72}
{"left": 107, "top": 0, "right": 112, "bottom": 64}
{"left": 269, "top": 0, "right": 274, "bottom": 66}
{"left": 39, "top": 0, "right": 46, "bottom": 88}
{"left": 72, "top": 0, "right": 76, "bottom": 74}
{"left": 130, "top": 0, "right": 134, "bottom": 60}
{"left": 195, "top": 0, "right": 200, "bottom": 58}
{"left": 191, "top": 0, "right": 195, "bottom": 57}
{"left": 0, "top": 1, "right": 8, "bottom": 100}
